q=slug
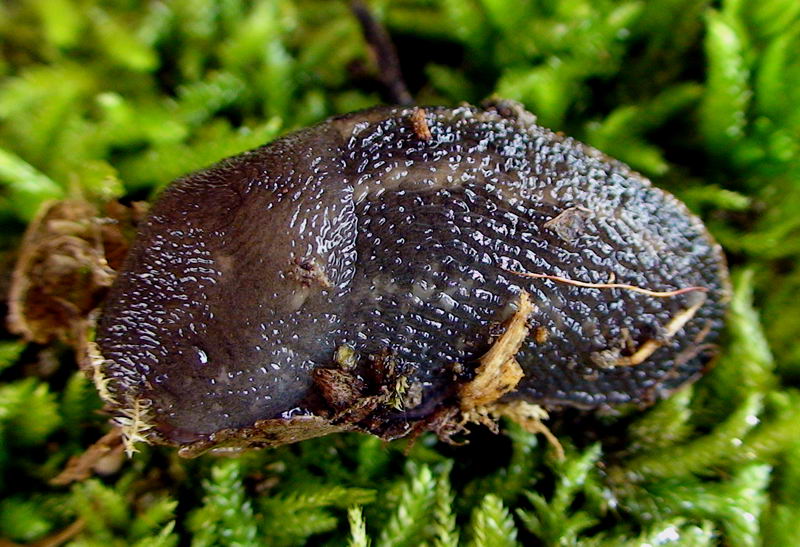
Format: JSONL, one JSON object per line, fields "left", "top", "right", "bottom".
{"left": 94, "top": 101, "right": 729, "bottom": 456}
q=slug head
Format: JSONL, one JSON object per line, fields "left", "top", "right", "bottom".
{"left": 96, "top": 124, "right": 360, "bottom": 445}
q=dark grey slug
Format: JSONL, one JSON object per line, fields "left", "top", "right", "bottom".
{"left": 94, "top": 101, "right": 729, "bottom": 456}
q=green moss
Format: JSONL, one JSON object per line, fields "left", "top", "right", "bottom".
{"left": 2, "top": 0, "right": 800, "bottom": 544}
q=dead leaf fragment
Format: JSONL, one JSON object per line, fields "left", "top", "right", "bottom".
{"left": 50, "top": 428, "right": 124, "bottom": 486}
{"left": 7, "top": 199, "right": 143, "bottom": 348}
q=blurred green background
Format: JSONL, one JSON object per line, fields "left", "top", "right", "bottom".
{"left": 1, "top": 0, "right": 799, "bottom": 545}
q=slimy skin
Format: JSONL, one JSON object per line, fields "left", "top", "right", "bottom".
{"left": 95, "top": 102, "right": 729, "bottom": 455}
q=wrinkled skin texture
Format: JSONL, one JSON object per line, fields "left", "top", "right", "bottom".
{"left": 96, "top": 104, "right": 728, "bottom": 452}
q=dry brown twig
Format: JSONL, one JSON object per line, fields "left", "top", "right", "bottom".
{"left": 350, "top": 0, "right": 413, "bottom": 105}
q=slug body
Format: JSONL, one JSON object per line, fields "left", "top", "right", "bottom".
{"left": 96, "top": 103, "right": 728, "bottom": 455}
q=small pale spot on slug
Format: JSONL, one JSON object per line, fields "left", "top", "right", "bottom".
{"left": 194, "top": 347, "right": 209, "bottom": 365}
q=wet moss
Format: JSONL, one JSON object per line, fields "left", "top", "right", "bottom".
{"left": 1, "top": 0, "right": 799, "bottom": 544}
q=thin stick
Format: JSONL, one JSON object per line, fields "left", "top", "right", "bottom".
{"left": 502, "top": 269, "right": 708, "bottom": 298}
{"left": 351, "top": 1, "right": 413, "bottom": 105}
{"left": 51, "top": 428, "right": 124, "bottom": 486}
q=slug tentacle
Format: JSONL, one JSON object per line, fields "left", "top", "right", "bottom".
{"left": 96, "top": 103, "right": 728, "bottom": 455}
